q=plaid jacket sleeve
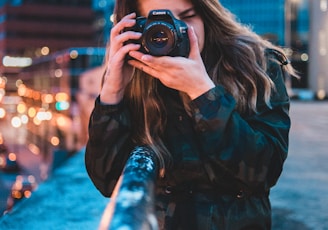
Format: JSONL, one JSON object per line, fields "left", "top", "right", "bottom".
{"left": 190, "top": 57, "right": 290, "bottom": 192}
{"left": 85, "top": 97, "right": 134, "bottom": 197}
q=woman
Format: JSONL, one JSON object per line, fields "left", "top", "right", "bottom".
{"left": 85, "top": 0, "right": 295, "bottom": 229}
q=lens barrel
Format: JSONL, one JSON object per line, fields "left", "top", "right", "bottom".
{"left": 125, "top": 10, "right": 190, "bottom": 58}
{"left": 142, "top": 21, "right": 177, "bottom": 56}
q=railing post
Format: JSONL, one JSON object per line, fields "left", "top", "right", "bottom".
{"left": 103, "top": 146, "right": 159, "bottom": 230}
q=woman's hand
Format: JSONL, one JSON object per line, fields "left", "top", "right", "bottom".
{"left": 100, "top": 13, "right": 142, "bottom": 104}
{"left": 127, "top": 26, "right": 215, "bottom": 100}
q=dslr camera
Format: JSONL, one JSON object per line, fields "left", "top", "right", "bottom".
{"left": 125, "top": 9, "right": 190, "bottom": 57}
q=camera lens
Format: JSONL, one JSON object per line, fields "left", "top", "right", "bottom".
{"left": 142, "top": 22, "right": 176, "bottom": 56}
{"left": 151, "top": 31, "right": 169, "bottom": 48}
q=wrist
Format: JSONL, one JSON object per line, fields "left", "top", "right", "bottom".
{"left": 188, "top": 81, "right": 215, "bottom": 100}
{"left": 100, "top": 89, "right": 124, "bottom": 105}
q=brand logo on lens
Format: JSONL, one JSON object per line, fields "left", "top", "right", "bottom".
{"left": 152, "top": 35, "right": 169, "bottom": 44}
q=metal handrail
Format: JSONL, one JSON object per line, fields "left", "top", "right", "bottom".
{"left": 99, "top": 146, "right": 159, "bottom": 230}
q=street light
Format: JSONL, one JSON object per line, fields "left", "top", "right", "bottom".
{"left": 0, "top": 108, "right": 5, "bottom": 118}
{"left": 11, "top": 116, "right": 22, "bottom": 128}
{"left": 320, "top": 0, "right": 327, "bottom": 11}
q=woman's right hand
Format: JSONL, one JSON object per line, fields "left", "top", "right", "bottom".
{"left": 100, "top": 13, "right": 142, "bottom": 104}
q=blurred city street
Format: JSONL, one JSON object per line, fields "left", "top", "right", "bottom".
{"left": 0, "top": 99, "right": 327, "bottom": 229}
{"left": 270, "top": 100, "right": 328, "bottom": 230}
{"left": 1, "top": 0, "right": 327, "bottom": 229}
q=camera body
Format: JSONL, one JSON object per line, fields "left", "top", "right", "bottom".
{"left": 126, "top": 9, "right": 190, "bottom": 57}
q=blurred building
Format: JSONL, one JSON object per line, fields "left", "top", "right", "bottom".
{"left": 92, "top": 0, "right": 115, "bottom": 47}
{"left": 221, "top": 0, "right": 287, "bottom": 45}
{"left": 0, "top": 0, "right": 104, "bottom": 90}
{"left": 220, "top": 0, "right": 310, "bottom": 89}
{"left": 221, "top": 0, "right": 328, "bottom": 98}
{"left": 0, "top": 47, "right": 105, "bottom": 167}
{"left": 0, "top": 0, "right": 111, "bottom": 164}
{"left": 308, "top": 0, "right": 328, "bottom": 99}
{"left": 221, "top": 0, "right": 309, "bottom": 46}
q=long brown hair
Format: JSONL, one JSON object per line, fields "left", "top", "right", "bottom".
{"left": 108, "top": 0, "right": 295, "bottom": 175}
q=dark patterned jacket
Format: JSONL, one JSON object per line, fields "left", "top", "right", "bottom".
{"left": 85, "top": 50, "right": 291, "bottom": 229}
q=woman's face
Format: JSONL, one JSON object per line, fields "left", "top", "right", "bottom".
{"left": 137, "top": 0, "right": 205, "bottom": 52}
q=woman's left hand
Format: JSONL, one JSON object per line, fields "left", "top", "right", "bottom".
{"left": 127, "top": 26, "right": 215, "bottom": 100}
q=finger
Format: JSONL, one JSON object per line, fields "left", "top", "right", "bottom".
{"left": 109, "top": 31, "right": 141, "bottom": 60}
{"left": 128, "top": 51, "right": 181, "bottom": 70}
{"left": 109, "top": 22, "right": 139, "bottom": 57}
{"left": 128, "top": 51, "right": 162, "bottom": 69}
{"left": 114, "top": 31, "right": 142, "bottom": 47}
{"left": 109, "top": 12, "right": 142, "bottom": 58}
{"left": 127, "top": 59, "right": 159, "bottom": 78}
{"left": 143, "top": 55, "right": 186, "bottom": 71}
{"left": 112, "top": 44, "right": 141, "bottom": 65}
{"left": 128, "top": 50, "right": 153, "bottom": 63}
{"left": 187, "top": 26, "right": 200, "bottom": 59}
{"left": 110, "top": 13, "right": 137, "bottom": 40}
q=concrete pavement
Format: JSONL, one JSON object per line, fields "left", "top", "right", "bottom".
{"left": 270, "top": 100, "right": 328, "bottom": 230}
{"left": 0, "top": 100, "right": 327, "bottom": 230}
{"left": 0, "top": 148, "right": 109, "bottom": 230}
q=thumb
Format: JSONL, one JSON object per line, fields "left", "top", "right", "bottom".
{"left": 187, "top": 26, "right": 200, "bottom": 59}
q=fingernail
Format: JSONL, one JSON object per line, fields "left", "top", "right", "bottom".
{"left": 141, "top": 55, "right": 149, "bottom": 61}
